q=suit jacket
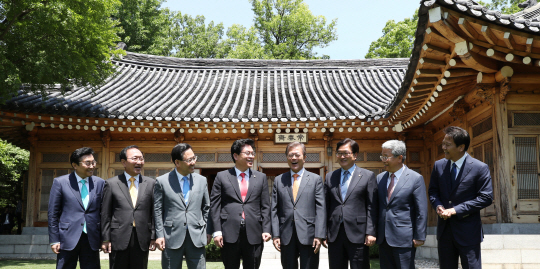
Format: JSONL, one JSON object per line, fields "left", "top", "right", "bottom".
{"left": 376, "top": 166, "right": 428, "bottom": 248}
{"left": 209, "top": 168, "right": 271, "bottom": 245}
{"left": 101, "top": 173, "right": 156, "bottom": 251}
{"left": 325, "top": 166, "right": 378, "bottom": 244}
{"left": 428, "top": 155, "right": 493, "bottom": 246}
{"left": 271, "top": 170, "right": 326, "bottom": 245}
{"left": 154, "top": 171, "right": 210, "bottom": 249}
{"left": 48, "top": 172, "right": 105, "bottom": 251}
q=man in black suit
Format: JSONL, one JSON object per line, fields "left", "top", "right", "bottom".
{"left": 101, "top": 145, "right": 156, "bottom": 269}
{"left": 271, "top": 142, "right": 326, "bottom": 269}
{"left": 209, "top": 138, "right": 272, "bottom": 269}
{"left": 324, "top": 138, "right": 378, "bottom": 269}
{"left": 428, "top": 126, "right": 493, "bottom": 269}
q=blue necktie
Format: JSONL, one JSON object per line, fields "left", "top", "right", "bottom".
{"left": 341, "top": 171, "right": 350, "bottom": 200}
{"left": 182, "top": 176, "right": 190, "bottom": 204}
{"left": 450, "top": 163, "right": 457, "bottom": 189}
{"left": 80, "top": 179, "right": 89, "bottom": 233}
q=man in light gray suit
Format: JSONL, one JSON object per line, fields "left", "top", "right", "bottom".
{"left": 154, "top": 143, "right": 211, "bottom": 269}
{"left": 376, "top": 140, "right": 428, "bottom": 269}
{"left": 272, "top": 142, "right": 326, "bottom": 269}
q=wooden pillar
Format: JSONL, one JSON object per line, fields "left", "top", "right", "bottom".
{"left": 324, "top": 132, "right": 332, "bottom": 175}
{"left": 493, "top": 90, "right": 513, "bottom": 223}
{"left": 26, "top": 130, "right": 37, "bottom": 227}
{"left": 101, "top": 130, "right": 111, "bottom": 178}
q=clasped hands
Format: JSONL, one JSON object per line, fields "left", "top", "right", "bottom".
{"left": 437, "top": 205, "right": 456, "bottom": 220}
{"left": 273, "top": 237, "right": 323, "bottom": 254}
{"left": 100, "top": 240, "right": 157, "bottom": 253}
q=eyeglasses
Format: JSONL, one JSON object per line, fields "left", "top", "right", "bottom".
{"left": 127, "top": 157, "right": 144, "bottom": 162}
{"left": 287, "top": 153, "right": 303, "bottom": 158}
{"left": 240, "top": 151, "right": 256, "bottom": 157}
{"left": 380, "top": 155, "right": 395, "bottom": 161}
{"left": 336, "top": 151, "right": 352, "bottom": 157}
{"left": 80, "top": 161, "right": 97, "bottom": 167}
{"left": 183, "top": 156, "right": 198, "bottom": 164}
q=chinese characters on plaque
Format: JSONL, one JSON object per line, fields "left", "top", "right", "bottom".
{"left": 274, "top": 133, "right": 308, "bottom": 144}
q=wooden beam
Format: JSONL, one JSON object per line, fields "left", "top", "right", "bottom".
{"left": 503, "top": 32, "right": 516, "bottom": 50}
{"left": 455, "top": 41, "right": 498, "bottom": 73}
{"left": 458, "top": 17, "right": 479, "bottom": 39}
{"left": 522, "top": 56, "right": 532, "bottom": 65}
{"left": 477, "top": 72, "right": 496, "bottom": 84}
{"left": 507, "top": 74, "right": 540, "bottom": 84}
{"left": 444, "top": 69, "right": 478, "bottom": 78}
{"left": 423, "top": 43, "right": 451, "bottom": 56}
{"left": 526, "top": 37, "right": 533, "bottom": 53}
{"left": 504, "top": 53, "right": 524, "bottom": 64}
{"left": 534, "top": 59, "right": 540, "bottom": 67}
{"left": 493, "top": 91, "right": 512, "bottom": 222}
{"left": 413, "top": 77, "right": 439, "bottom": 85}
{"left": 429, "top": 7, "right": 466, "bottom": 44}
{"left": 449, "top": 58, "right": 467, "bottom": 68}
{"left": 411, "top": 84, "right": 435, "bottom": 92}
{"left": 481, "top": 25, "right": 499, "bottom": 45}
{"left": 416, "top": 69, "right": 442, "bottom": 77}
{"left": 425, "top": 27, "right": 450, "bottom": 44}
{"left": 420, "top": 57, "right": 446, "bottom": 67}
{"left": 486, "top": 48, "right": 507, "bottom": 61}
{"left": 440, "top": 75, "right": 476, "bottom": 85}
{"left": 495, "top": 66, "right": 514, "bottom": 82}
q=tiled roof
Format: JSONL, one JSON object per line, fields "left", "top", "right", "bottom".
{"left": 423, "top": 0, "right": 540, "bottom": 33}
{"left": 4, "top": 52, "right": 408, "bottom": 123}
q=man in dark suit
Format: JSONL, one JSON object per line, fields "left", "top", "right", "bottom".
{"left": 271, "top": 142, "right": 325, "bottom": 269}
{"left": 324, "top": 138, "right": 377, "bottom": 269}
{"left": 428, "top": 126, "right": 493, "bottom": 269}
{"left": 209, "top": 138, "right": 272, "bottom": 269}
{"left": 376, "top": 140, "right": 428, "bottom": 269}
{"left": 48, "top": 147, "right": 105, "bottom": 269}
{"left": 154, "top": 143, "right": 210, "bottom": 269}
{"left": 101, "top": 145, "right": 156, "bottom": 269}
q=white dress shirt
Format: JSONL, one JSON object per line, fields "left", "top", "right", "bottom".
{"left": 450, "top": 152, "right": 469, "bottom": 180}
{"left": 291, "top": 168, "right": 305, "bottom": 185}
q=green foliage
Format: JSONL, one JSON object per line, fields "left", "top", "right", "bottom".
{"left": 224, "top": 25, "right": 269, "bottom": 59}
{"left": 0, "top": 140, "right": 29, "bottom": 208}
{"left": 477, "top": 0, "right": 522, "bottom": 14}
{"left": 250, "top": 0, "right": 338, "bottom": 59}
{"left": 369, "top": 243, "right": 379, "bottom": 258}
{"left": 205, "top": 239, "right": 222, "bottom": 260}
{"left": 365, "top": 10, "right": 418, "bottom": 59}
{"left": 114, "top": 0, "right": 168, "bottom": 54}
{"left": 0, "top": 0, "right": 125, "bottom": 101}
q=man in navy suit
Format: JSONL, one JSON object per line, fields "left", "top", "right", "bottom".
{"left": 48, "top": 147, "right": 105, "bottom": 269}
{"left": 428, "top": 126, "right": 493, "bottom": 269}
{"left": 376, "top": 140, "right": 427, "bottom": 269}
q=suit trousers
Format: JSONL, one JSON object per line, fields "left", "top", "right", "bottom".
{"left": 379, "top": 239, "right": 416, "bottom": 269}
{"left": 221, "top": 225, "right": 263, "bottom": 269}
{"left": 438, "top": 225, "right": 481, "bottom": 269}
{"left": 56, "top": 233, "right": 100, "bottom": 269}
{"left": 328, "top": 224, "right": 370, "bottom": 269}
{"left": 162, "top": 230, "right": 206, "bottom": 269}
{"left": 109, "top": 227, "right": 149, "bottom": 269}
{"left": 280, "top": 225, "right": 319, "bottom": 269}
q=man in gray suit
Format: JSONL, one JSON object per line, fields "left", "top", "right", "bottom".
{"left": 271, "top": 142, "right": 326, "bottom": 269}
{"left": 376, "top": 140, "right": 428, "bottom": 269}
{"left": 154, "top": 143, "right": 211, "bottom": 269}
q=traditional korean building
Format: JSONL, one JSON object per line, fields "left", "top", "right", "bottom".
{"left": 1, "top": 0, "right": 539, "bottom": 265}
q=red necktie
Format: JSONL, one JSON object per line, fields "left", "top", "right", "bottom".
{"left": 387, "top": 173, "right": 395, "bottom": 201}
{"left": 240, "top": 172, "right": 247, "bottom": 219}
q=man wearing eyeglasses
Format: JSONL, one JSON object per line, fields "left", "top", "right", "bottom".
{"left": 154, "top": 143, "right": 210, "bottom": 269}
{"left": 101, "top": 145, "right": 157, "bottom": 269}
{"left": 48, "top": 147, "right": 105, "bottom": 269}
{"left": 376, "top": 140, "right": 427, "bottom": 269}
{"left": 271, "top": 142, "right": 326, "bottom": 269}
{"left": 324, "top": 138, "right": 378, "bottom": 269}
{"left": 209, "top": 138, "right": 272, "bottom": 269}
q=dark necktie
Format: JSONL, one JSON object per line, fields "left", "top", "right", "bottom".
{"left": 450, "top": 163, "right": 457, "bottom": 189}
{"left": 387, "top": 173, "right": 395, "bottom": 201}
{"left": 240, "top": 172, "right": 247, "bottom": 219}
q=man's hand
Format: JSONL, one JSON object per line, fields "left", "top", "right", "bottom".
{"left": 364, "top": 235, "right": 376, "bottom": 247}
{"left": 207, "top": 234, "right": 213, "bottom": 245}
{"left": 149, "top": 240, "right": 156, "bottom": 251}
{"left": 273, "top": 237, "right": 281, "bottom": 252}
{"left": 441, "top": 208, "right": 456, "bottom": 219}
{"left": 413, "top": 239, "right": 425, "bottom": 248}
{"left": 213, "top": 235, "right": 224, "bottom": 248}
{"left": 321, "top": 239, "right": 328, "bottom": 248}
{"left": 436, "top": 205, "right": 446, "bottom": 219}
{"left": 51, "top": 243, "right": 60, "bottom": 254}
{"left": 313, "top": 238, "right": 322, "bottom": 254}
{"left": 262, "top": 233, "right": 272, "bottom": 242}
{"left": 155, "top": 237, "right": 165, "bottom": 251}
{"left": 101, "top": 242, "right": 111, "bottom": 253}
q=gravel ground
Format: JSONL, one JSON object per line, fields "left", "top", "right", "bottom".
{"left": 415, "top": 258, "right": 440, "bottom": 269}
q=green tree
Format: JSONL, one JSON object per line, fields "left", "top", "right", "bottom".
{"left": 0, "top": 140, "right": 29, "bottom": 208}
{"left": 0, "top": 0, "right": 124, "bottom": 101}
{"left": 224, "top": 24, "right": 268, "bottom": 59}
{"left": 478, "top": 0, "right": 521, "bottom": 14}
{"left": 250, "top": 0, "right": 337, "bottom": 59}
{"left": 115, "top": 0, "right": 169, "bottom": 54}
{"left": 365, "top": 10, "right": 418, "bottom": 59}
